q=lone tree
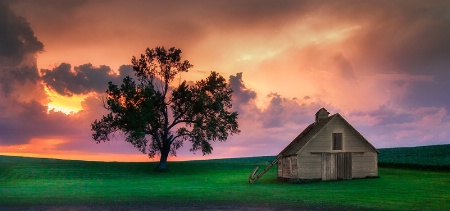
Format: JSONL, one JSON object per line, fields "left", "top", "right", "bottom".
{"left": 91, "top": 47, "right": 240, "bottom": 170}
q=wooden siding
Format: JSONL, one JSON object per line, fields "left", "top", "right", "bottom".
{"left": 291, "top": 156, "right": 298, "bottom": 178}
{"left": 282, "top": 157, "right": 289, "bottom": 177}
{"left": 303, "top": 116, "right": 375, "bottom": 153}
{"left": 322, "top": 153, "right": 336, "bottom": 180}
{"left": 297, "top": 151, "right": 322, "bottom": 179}
{"left": 277, "top": 159, "right": 282, "bottom": 177}
{"left": 352, "top": 152, "right": 378, "bottom": 178}
{"left": 279, "top": 156, "right": 299, "bottom": 178}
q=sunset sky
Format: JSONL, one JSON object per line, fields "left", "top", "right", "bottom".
{"left": 1, "top": 0, "right": 450, "bottom": 162}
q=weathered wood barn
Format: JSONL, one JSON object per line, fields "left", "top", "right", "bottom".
{"left": 277, "top": 108, "right": 378, "bottom": 181}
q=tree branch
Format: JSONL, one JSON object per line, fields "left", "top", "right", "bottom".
{"left": 171, "top": 132, "right": 192, "bottom": 145}
{"left": 168, "top": 119, "right": 196, "bottom": 131}
{"left": 167, "top": 134, "right": 175, "bottom": 145}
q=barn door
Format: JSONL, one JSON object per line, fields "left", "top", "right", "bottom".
{"left": 336, "top": 153, "right": 352, "bottom": 180}
{"left": 322, "top": 153, "right": 352, "bottom": 180}
{"left": 322, "top": 153, "right": 336, "bottom": 180}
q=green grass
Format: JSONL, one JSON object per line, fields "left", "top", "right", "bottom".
{"left": 1, "top": 153, "right": 449, "bottom": 210}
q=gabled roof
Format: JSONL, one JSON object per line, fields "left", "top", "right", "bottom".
{"left": 278, "top": 113, "right": 378, "bottom": 157}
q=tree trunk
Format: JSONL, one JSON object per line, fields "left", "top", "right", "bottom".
{"left": 156, "top": 149, "right": 169, "bottom": 171}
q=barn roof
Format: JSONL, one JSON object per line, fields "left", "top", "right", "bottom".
{"left": 278, "top": 113, "right": 378, "bottom": 157}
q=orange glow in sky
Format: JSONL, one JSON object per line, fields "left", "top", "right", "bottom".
{"left": 45, "top": 87, "right": 85, "bottom": 114}
{"left": 2, "top": 0, "right": 450, "bottom": 162}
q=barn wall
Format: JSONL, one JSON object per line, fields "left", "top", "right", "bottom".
{"left": 282, "top": 156, "right": 299, "bottom": 178}
{"left": 352, "top": 152, "right": 378, "bottom": 178}
{"left": 277, "top": 159, "right": 282, "bottom": 177}
{"left": 278, "top": 156, "right": 299, "bottom": 179}
{"left": 294, "top": 116, "right": 377, "bottom": 180}
{"left": 284, "top": 157, "right": 290, "bottom": 178}
{"left": 291, "top": 156, "right": 298, "bottom": 178}
{"left": 296, "top": 150, "right": 322, "bottom": 179}
{"left": 304, "top": 117, "right": 375, "bottom": 153}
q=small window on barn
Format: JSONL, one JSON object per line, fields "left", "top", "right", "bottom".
{"left": 333, "top": 133, "right": 342, "bottom": 150}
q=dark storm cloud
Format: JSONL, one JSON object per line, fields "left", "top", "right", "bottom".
{"left": 0, "top": 0, "right": 43, "bottom": 65}
{"left": 118, "top": 65, "right": 134, "bottom": 78}
{"left": 0, "top": 99, "right": 80, "bottom": 145}
{"left": 348, "top": 106, "right": 450, "bottom": 147}
{"left": 41, "top": 63, "right": 134, "bottom": 96}
{"left": 349, "top": 1, "right": 450, "bottom": 74}
{"left": 11, "top": 0, "right": 450, "bottom": 76}
{"left": 402, "top": 74, "right": 450, "bottom": 109}
{"left": 185, "top": 0, "right": 314, "bottom": 29}
{"left": 227, "top": 72, "right": 328, "bottom": 130}
{"left": 0, "top": 0, "right": 43, "bottom": 95}
{"left": 11, "top": 0, "right": 314, "bottom": 48}
{"left": 10, "top": 0, "right": 87, "bottom": 30}
{"left": 354, "top": 1, "right": 450, "bottom": 111}
{"left": 261, "top": 93, "right": 284, "bottom": 128}
{"left": 229, "top": 72, "right": 257, "bottom": 105}
{"left": 299, "top": 0, "right": 450, "bottom": 112}
{"left": 0, "top": 0, "right": 89, "bottom": 146}
{"left": 228, "top": 73, "right": 333, "bottom": 129}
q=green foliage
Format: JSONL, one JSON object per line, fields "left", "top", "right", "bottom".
{"left": 91, "top": 47, "right": 240, "bottom": 169}
{"left": 1, "top": 155, "right": 449, "bottom": 210}
{"left": 378, "top": 144, "right": 450, "bottom": 170}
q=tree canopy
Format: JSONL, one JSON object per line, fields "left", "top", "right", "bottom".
{"left": 91, "top": 47, "right": 240, "bottom": 170}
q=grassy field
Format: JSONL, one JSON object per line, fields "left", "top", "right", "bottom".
{"left": 1, "top": 146, "right": 450, "bottom": 210}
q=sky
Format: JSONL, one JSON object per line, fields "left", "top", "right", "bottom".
{"left": 1, "top": 0, "right": 450, "bottom": 162}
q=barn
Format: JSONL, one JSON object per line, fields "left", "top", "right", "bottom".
{"left": 277, "top": 108, "right": 378, "bottom": 181}
{"left": 249, "top": 108, "right": 378, "bottom": 183}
